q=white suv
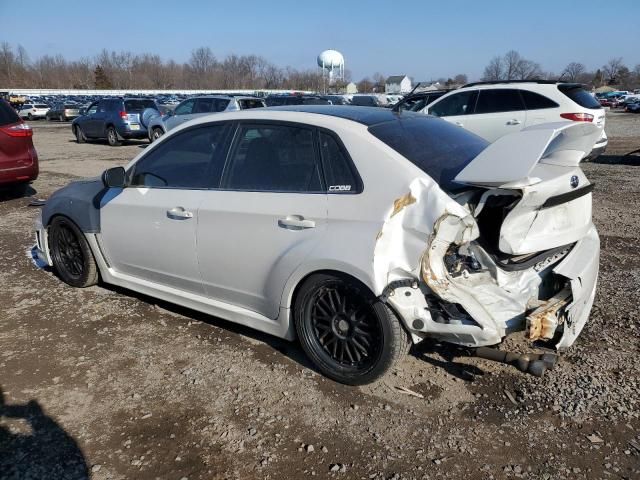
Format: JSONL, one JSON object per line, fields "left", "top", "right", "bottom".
{"left": 17, "top": 103, "right": 50, "bottom": 120}
{"left": 421, "top": 81, "right": 607, "bottom": 159}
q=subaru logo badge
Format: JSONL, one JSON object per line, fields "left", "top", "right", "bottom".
{"left": 570, "top": 175, "right": 579, "bottom": 189}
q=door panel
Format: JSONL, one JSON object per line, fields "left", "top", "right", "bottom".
{"left": 197, "top": 192, "right": 327, "bottom": 318}
{"left": 100, "top": 188, "right": 204, "bottom": 293}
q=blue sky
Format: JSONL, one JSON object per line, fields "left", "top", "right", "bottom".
{"left": 1, "top": 0, "right": 639, "bottom": 81}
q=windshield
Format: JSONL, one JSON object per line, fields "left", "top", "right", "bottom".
{"left": 368, "top": 115, "right": 488, "bottom": 193}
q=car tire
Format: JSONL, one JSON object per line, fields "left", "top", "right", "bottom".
{"left": 151, "top": 127, "right": 164, "bottom": 142}
{"left": 294, "top": 273, "right": 410, "bottom": 385}
{"left": 27, "top": 113, "right": 33, "bottom": 120}
{"left": 60, "top": 114, "right": 66, "bottom": 122}
{"left": 106, "top": 126, "right": 121, "bottom": 146}
{"left": 49, "top": 216, "right": 99, "bottom": 288}
{"left": 74, "top": 125, "right": 86, "bottom": 144}
{"left": 45, "top": 114, "right": 51, "bottom": 122}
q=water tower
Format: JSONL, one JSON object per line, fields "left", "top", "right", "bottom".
{"left": 317, "top": 49, "right": 345, "bottom": 87}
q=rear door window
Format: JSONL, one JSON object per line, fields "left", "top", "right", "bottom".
{"left": 474, "top": 89, "right": 525, "bottom": 114}
{"left": 0, "top": 100, "right": 20, "bottom": 126}
{"left": 429, "top": 91, "right": 478, "bottom": 117}
{"left": 558, "top": 85, "right": 602, "bottom": 109}
{"left": 238, "top": 99, "right": 265, "bottom": 109}
{"left": 174, "top": 99, "right": 196, "bottom": 115}
{"left": 130, "top": 124, "right": 230, "bottom": 189}
{"left": 520, "top": 90, "right": 559, "bottom": 110}
{"left": 318, "top": 131, "right": 361, "bottom": 193}
{"left": 223, "top": 123, "right": 323, "bottom": 192}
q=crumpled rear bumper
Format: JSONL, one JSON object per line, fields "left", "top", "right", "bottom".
{"left": 551, "top": 225, "right": 600, "bottom": 349}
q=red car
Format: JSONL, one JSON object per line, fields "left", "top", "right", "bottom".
{"left": 0, "top": 99, "right": 38, "bottom": 194}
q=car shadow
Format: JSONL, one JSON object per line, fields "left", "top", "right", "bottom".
{"left": 100, "top": 283, "right": 318, "bottom": 372}
{"left": 589, "top": 153, "right": 640, "bottom": 166}
{"left": 95, "top": 283, "right": 485, "bottom": 382}
{"left": 0, "top": 184, "right": 37, "bottom": 202}
{"left": 0, "top": 386, "right": 89, "bottom": 479}
{"left": 410, "top": 339, "right": 486, "bottom": 382}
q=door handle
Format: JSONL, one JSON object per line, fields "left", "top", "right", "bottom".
{"left": 506, "top": 119, "right": 522, "bottom": 125}
{"left": 166, "top": 207, "right": 193, "bottom": 219}
{"left": 278, "top": 215, "right": 316, "bottom": 230}
{"left": 455, "top": 121, "right": 464, "bottom": 127}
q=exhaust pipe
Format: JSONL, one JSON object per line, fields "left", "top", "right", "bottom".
{"left": 474, "top": 347, "right": 558, "bottom": 377}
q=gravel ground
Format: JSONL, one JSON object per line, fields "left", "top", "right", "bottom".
{"left": 0, "top": 115, "right": 639, "bottom": 480}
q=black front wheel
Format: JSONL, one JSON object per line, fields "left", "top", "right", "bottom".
{"left": 294, "top": 273, "right": 409, "bottom": 385}
{"left": 49, "top": 217, "right": 98, "bottom": 288}
{"left": 74, "top": 126, "right": 86, "bottom": 144}
{"left": 151, "top": 127, "right": 164, "bottom": 142}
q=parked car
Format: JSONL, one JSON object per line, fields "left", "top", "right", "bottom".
{"left": 0, "top": 100, "right": 38, "bottom": 194}
{"left": 320, "top": 95, "right": 349, "bottom": 105}
{"left": 148, "top": 95, "right": 266, "bottom": 141}
{"left": 626, "top": 102, "right": 640, "bottom": 113}
{"left": 265, "top": 95, "right": 331, "bottom": 107}
{"left": 420, "top": 81, "right": 608, "bottom": 159}
{"left": 71, "top": 98, "right": 160, "bottom": 146}
{"left": 17, "top": 103, "right": 50, "bottom": 120}
{"left": 392, "top": 90, "right": 449, "bottom": 112}
{"left": 348, "top": 95, "right": 380, "bottom": 107}
{"left": 35, "top": 106, "right": 601, "bottom": 384}
{"left": 46, "top": 103, "right": 81, "bottom": 122}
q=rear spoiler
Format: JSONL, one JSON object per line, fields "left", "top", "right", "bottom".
{"left": 454, "top": 122, "right": 601, "bottom": 188}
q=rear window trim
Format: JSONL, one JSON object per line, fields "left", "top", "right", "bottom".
{"left": 317, "top": 126, "right": 364, "bottom": 195}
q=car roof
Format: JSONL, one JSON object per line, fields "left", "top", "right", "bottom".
{"left": 265, "top": 105, "right": 406, "bottom": 126}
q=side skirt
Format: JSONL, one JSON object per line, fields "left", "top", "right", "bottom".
{"left": 85, "top": 234, "right": 294, "bottom": 341}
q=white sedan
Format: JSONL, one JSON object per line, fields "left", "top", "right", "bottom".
{"left": 34, "top": 106, "right": 601, "bottom": 384}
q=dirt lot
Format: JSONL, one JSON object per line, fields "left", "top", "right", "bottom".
{"left": 1, "top": 114, "right": 639, "bottom": 480}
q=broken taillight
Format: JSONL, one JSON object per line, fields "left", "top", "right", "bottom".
{"left": 560, "top": 112, "right": 594, "bottom": 122}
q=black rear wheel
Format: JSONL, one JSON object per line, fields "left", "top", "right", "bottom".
{"left": 294, "top": 273, "right": 409, "bottom": 385}
{"left": 49, "top": 217, "right": 98, "bottom": 288}
{"left": 106, "top": 126, "right": 121, "bottom": 146}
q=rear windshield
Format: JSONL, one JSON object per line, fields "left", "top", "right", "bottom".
{"left": 124, "top": 99, "right": 157, "bottom": 111}
{"left": 0, "top": 100, "right": 20, "bottom": 126}
{"left": 558, "top": 85, "right": 601, "bottom": 109}
{"left": 368, "top": 115, "right": 488, "bottom": 193}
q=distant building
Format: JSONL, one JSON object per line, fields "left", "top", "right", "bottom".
{"left": 346, "top": 82, "right": 358, "bottom": 94}
{"left": 385, "top": 75, "right": 412, "bottom": 94}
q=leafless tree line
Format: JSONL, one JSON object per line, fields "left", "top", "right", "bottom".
{"left": 482, "top": 50, "right": 640, "bottom": 89}
{"left": 0, "top": 43, "right": 343, "bottom": 91}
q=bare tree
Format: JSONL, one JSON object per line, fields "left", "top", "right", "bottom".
{"left": 482, "top": 50, "right": 541, "bottom": 81}
{"left": 453, "top": 73, "right": 468, "bottom": 85}
{"left": 482, "top": 56, "right": 503, "bottom": 81}
{"left": 602, "top": 57, "right": 625, "bottom": 83}
{"left": 561, "top": 62, "right": 586, "bottom": 82}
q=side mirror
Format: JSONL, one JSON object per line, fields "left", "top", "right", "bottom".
{"left": 102, "top": 166, "right": 126, "bottom": 188}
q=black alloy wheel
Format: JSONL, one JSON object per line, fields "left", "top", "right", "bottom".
{"left": 295, "top": 273, "right": 409, "bottom": 385}
{"left": 49, "top": 217, "right": 98, "bottom": 288}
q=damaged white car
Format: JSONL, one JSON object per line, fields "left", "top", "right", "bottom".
{"left": 34, "top": 106, "right": 601, "bottom": 384}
